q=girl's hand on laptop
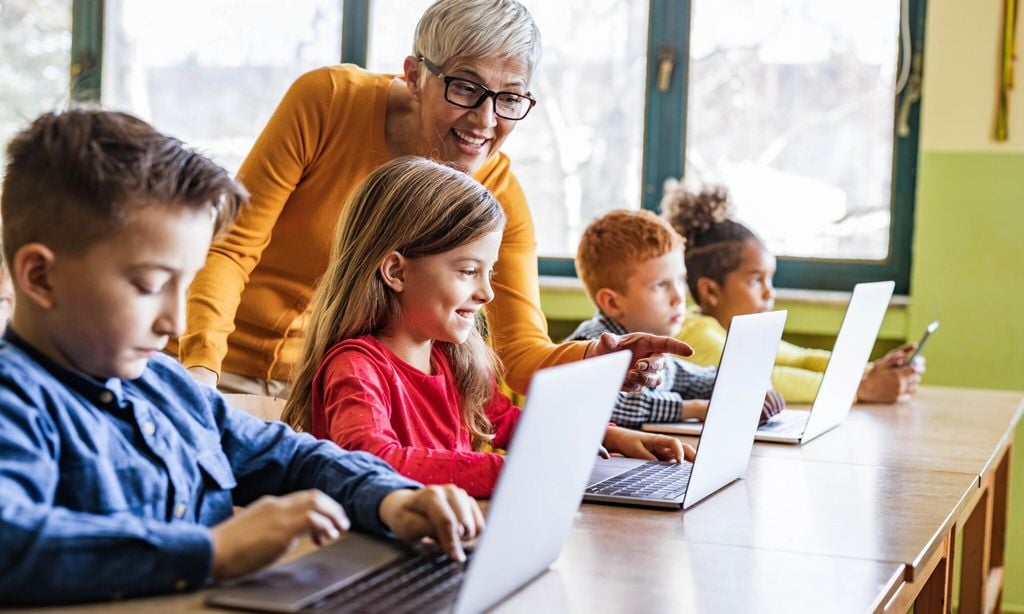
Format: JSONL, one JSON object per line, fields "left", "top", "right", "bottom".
{"left": 379, "top": 485, "right": 484, "bottom": 563}
{"left": 603, "top": 427, "right": 696, "bottom": 464}
{"left": 209, "top": 489, "right": 351, "bottom": 579}
{"left": 759, "top": 390, "right": 785, "bottom": 425}
{"left": 585, "top": 332, "right": 694, "bottom": 391}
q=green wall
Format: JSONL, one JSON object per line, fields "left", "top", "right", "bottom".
{"left": 910, "top": 151, "right": 1024, "bottom": 609}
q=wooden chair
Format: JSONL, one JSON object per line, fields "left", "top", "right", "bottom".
{"left": 221, "top": 393, "right": 287, "bottom": 422}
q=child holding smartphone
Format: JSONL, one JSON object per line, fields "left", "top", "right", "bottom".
{"left": 662, "top": 181, "right": 923, "bottom": 404}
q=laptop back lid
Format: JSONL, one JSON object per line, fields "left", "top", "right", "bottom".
{"left": 683, "top": 310, "right": 787, "bottom": 509}
{"left": 801, "top": 281, "right": 895, "bottom": 443}
{"left": 453, "top": 350, "right": 631, "bottom": 613}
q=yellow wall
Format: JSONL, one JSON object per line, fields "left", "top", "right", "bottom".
{"left": 918, "top": 0, "right": 1024, "bottom": 154}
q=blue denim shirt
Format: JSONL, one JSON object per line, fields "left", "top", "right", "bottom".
{"left": 0, "top": 329, "right": 419, "bottom": 606}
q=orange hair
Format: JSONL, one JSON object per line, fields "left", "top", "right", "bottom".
{"left": 576, "top": 209, "right": 684, "bottom": 301}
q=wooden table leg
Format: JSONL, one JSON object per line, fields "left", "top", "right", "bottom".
{"left": 960, "top": 485, "right": 992, "bottom": 614}
{"left": 987, "top": 443, "right": 1012, "bottom": 614}
{"left": 914, "top": 525, "right": 955, "bottom": 613}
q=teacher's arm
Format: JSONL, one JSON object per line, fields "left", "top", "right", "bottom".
{"left": 179, "top": 68, "right": 333, "bottom": 379}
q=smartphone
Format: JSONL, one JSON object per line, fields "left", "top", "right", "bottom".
{"left": 907, "top": 320, "right": 939, "bottom": 363}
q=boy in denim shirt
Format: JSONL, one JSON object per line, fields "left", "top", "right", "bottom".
{"left": 0, "top": 110, "right": 483, "bottom": 605}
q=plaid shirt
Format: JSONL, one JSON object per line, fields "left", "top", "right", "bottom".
{"left": 566, "top": 312, "right": 717, "bottom": 428}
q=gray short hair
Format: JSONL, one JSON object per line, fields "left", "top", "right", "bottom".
{"left": 413, "top": 0, "right": 542, "bottom": 79}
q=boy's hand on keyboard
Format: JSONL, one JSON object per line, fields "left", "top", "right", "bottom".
{"left": 210, "top": 489, "right": 351, "bottom": 580}
{"left": 760, "top": 390, "right": 785, "bottom": 425}
{"left": 585, "top": 332, "right": 694, "bottom": 391}
{"left": 603, "top": 426, "right": 696, "bottom": 463}
{"left": 379, "top": 485, "right": 484, "bottom": 563}
{"left": 681, "top": 399, "right": 710, "bottom": 421}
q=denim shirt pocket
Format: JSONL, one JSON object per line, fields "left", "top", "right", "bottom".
{"left": 195, "top": 449, "right": 238, "bottom": 525}
{"left": 59, "top": 458, "right": 165, "bottom": 515}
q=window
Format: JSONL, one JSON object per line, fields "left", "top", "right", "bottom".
{"left": 645, "top": 0, "right": 925, "bottom": 293}
{"left": 367, "top": 0, "right": 650, "bottom": 261}
{"left": 686, "top": 0, "right": 901, "bottom": 261}
{"left": 0, "top": 0, "right": 72, "bottom": 181}
{"left": 65, "top": 0, "right": 924, "bottom": 291}
{"left": 100, "top": 0, "right": 341, "bottom": 174}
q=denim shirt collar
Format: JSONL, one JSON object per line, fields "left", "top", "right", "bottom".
{"left": 3, "top": 327, "right": 126, "bottom": 407}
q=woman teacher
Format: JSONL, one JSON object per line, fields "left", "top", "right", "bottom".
{"left": 177, "top": 0, "right": 689, "bottom": 398}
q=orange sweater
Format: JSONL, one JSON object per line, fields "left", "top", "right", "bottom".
{"left": 177, "top": 65, "right": 587, "bottom": 393}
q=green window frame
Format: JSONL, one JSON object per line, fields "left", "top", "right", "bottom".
{"left": 544, "top": 0, "right": 928, "bottom": 294}
{"left": 70, "top": 0, "right": 926, "bottom": 294}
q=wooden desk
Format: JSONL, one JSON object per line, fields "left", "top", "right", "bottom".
{"left": 572, "top": 456, "right": 975, "bottom": 584}
{"left": 16, "top": 541, "right": 905, "bottom": 614}
{"left": 748, "top": 387, "right": 1024, "bottom": 481}
{"left": 497, "top": 538, "right": 906, "bottom": 614}
{"left": 10, "top": 386, "right": 1021, "bottom": 613}
{"left": 743, "top": 386, "right": 1024, "bottom": 613}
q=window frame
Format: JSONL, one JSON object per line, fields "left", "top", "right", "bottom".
{"left": 537, "top": 0, "right": 928, "bottom": 294}
{"left": 70, "top": 0, "right": 926, "bottom": 293}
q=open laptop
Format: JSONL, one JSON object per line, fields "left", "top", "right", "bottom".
{"left": 205, "top": 350, "right": 632, "bottom": 614}
{"left": 584, "top": 310, "right": 787, "bottom": 510}
{"left": 643, "top": 281, "right": 896, "bottom": 446}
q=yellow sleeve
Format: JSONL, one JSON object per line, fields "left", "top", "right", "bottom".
{"left": 770, "top": 366, "right": 824, "bottom": 404}
{"left": 178, "top": 68, "right": 332, "bottom": 375}
{"left": 681, "top": 314, "right": 826, "bottom": 403}
{"left": 676, "top": 314, "right": 728, "bottom": 367}
{"left": 480, "top": 162, "right": 588, "bottom": 394}
{"left": 775, "top": 339, "right": 831, "bottom": 372}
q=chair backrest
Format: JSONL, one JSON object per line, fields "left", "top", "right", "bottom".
{"left": 222, "top": 393, "right": 287, "bottom": 422}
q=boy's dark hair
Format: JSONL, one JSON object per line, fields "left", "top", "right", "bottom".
{"left": 1, "top": 109, "right": 247, "bottom": 265}
{"left": 660, "top": 183, "right": 761, "bottom": 300}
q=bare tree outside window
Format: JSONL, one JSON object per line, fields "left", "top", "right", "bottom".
{"left": 0, "top": 0, "right": 71, "bottom": 180}
{"left": 101, "top": 0, "right": 342, "bottom": 175}
{"left": 686, "top": 0, "right": 900, "bottom": 260}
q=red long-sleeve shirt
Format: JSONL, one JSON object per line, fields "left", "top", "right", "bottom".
{"left": 311, "top": 335, "right": 520, "bottom": 498}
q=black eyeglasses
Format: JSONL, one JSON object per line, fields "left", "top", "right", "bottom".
{"left": 419, "top": 56, "right": 536, "bottom": 121}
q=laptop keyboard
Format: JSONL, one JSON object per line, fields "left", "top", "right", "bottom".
{"left": 586, "top": 460, "right": 693, "bottom": 500}
{"left": 304, "top": 550, "right": 469, "bottom": 613}
{"left": 758, "top": 411, "right": 807, "bottom": 435}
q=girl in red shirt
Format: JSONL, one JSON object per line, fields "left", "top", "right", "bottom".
{"left": 284, "top": 157, "right": 694, "bottom": 497}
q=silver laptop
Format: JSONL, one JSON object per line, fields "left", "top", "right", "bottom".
{"left": 584, "top": 310, "right": 787, "bottom": 510}
{"left": 643, "top": 281, "right": 895, "bottom": 445}
{"left": 205, "top": 350, "right": 631, "bottom": 614}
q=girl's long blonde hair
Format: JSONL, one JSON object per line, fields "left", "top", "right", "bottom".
{"left": 283, "top": 156, "right": 507, "bottom": 449}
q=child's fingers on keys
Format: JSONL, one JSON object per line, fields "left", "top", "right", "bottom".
{"left": 469, "top": 491, "right": 486, "bottom": 535}
{"left": 632, "top": 440, "right": 658, "bottom": 461}
{"left": 683, "top": 443, "right": 697, "bottom": 462}
{"left": 443, "top": 486, "right": 481, "bottom": 540}
{"left": 306, "top": 509, "right": 343, "bottom": 545}
{"left": 299, "top": 490, "right": 351, "bottom": 533}
{"left": 660, "top": 437, "right": 685, "bottom": 463}
{"left": 420, "top": 487, "right": 466, "bottom": 562}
